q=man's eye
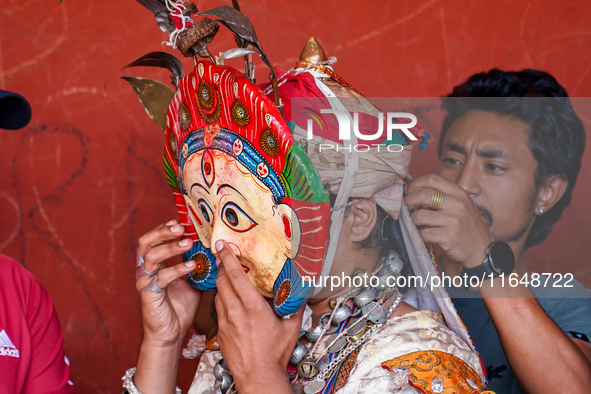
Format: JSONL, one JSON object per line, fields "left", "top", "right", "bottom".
{"left": 486, "top": 164, "right": 505, "bottom": 172}
{"left": 443, "top": 157, "right": 462, "bottom": 166}
{"left": 221, "top": 202, "right": 257, "bottom": 233}
{"left": 198, "top": 199, "right": 214, "bottom": 224}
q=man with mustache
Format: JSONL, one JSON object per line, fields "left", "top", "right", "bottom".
{"left": 404, "top": 69, "right": 591, "bottom": 393}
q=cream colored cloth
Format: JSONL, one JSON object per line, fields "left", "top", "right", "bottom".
{"left": 290, "top": 73, "right": 412, "bottom": 221}
{"left": 187, "top": 310, "right": 485, "bottom": 394}
{"left": 334, "top": 310, "right": 484, "bottom": 394}
{"left": 297, "top": 70, "right": 412, "bottom": 281}
{"left": 292, "top": 122, "right": 410, "bottom": 220}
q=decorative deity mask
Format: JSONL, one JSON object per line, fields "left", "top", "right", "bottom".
{"left": 165, "top": 61, "right": 330, "bottom": 316}
{"left": 117, "top": 0, "right": 335, "bottom": 317}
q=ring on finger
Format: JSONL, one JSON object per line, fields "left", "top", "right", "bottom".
{"left": 146, "top": 275, "right": 164, "bottom": 293}
{"left": 136, "top": 245, "right": 144, "bottom": 268}
{"left": 136, "top": 246, "right": 158, "bottom": 278}
{"left": 137, "top": 263, "right": 158, "bottom": 278}
{"left": 429, "top": 190, "right": 445, "bottom": 211}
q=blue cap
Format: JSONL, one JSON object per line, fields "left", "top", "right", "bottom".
{"left": 0, "top": 89, "right": 32, "bottom": 130}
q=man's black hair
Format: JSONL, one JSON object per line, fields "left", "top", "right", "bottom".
{"left": 439, "top": 69, "right": 586, "bottom": 249}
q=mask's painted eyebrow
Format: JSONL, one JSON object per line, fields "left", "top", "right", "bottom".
{"left": 217, "top": 183, "right": 248, "bottom": 202}
{"left": 190, "top": 183, "right": 210, "bottom": 194}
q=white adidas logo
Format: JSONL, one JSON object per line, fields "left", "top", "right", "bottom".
{"left": 0, "top": 329, "right": 20, "bottom": 358}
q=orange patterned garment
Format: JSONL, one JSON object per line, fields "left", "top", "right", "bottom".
{"left": 381, "top": 350, "right": 484, "bottom": 394}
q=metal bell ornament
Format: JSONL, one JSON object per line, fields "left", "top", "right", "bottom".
{"left": 331, "top": 306, "right": 352, "bottom": 325}
{"left": 220, "top": 372, "right": 233, "bottom": 394}
{"left": 353, "top": 287, "right": 375, "bottom": 308}
{"left": 351, "top": 268, "right": 371, "bottom": 288}
{"left": 290, "top": 342, "right": 309, "bottom": 365}
{"left": 297, "top": 359, "right": 320, "bottom": 379}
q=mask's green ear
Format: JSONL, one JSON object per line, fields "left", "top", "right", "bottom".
{"left": 121, "top": 76, "right": 175, "bottom": 131}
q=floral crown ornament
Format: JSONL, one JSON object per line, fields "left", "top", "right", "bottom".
{"left": 118, "top": 0, "right": 330, "bottom": 317}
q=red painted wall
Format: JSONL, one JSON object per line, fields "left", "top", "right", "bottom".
{"left": 1, "top": 1, "right": 590, "bottom": 392}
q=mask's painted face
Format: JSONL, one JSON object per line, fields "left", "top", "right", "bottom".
{"left": 183, "top": 148, "right": 297, "bottom": 297}
{"left": 163, "top": 61, "right": 331, "bottom": 316}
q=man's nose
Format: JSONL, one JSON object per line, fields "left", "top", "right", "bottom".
{"left": 456, "top": 160, "right": 481, "bottom": 197}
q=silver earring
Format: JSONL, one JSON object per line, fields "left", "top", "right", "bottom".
{"left": 539, "top": 206, "right": 545, "bottom": 214}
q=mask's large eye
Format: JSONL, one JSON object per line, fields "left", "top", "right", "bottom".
{"left": 221, "top": 202, "right": 257, "bottom": 233}
{"left": 198, "top": 199, "right": 214, "bottom": 225}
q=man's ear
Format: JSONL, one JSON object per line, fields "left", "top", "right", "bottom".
{"left": 536, "top": 175, "right": 568, "bottom": 215}
{"left": 348, "top": 198, "right": 378, "bottom": 242}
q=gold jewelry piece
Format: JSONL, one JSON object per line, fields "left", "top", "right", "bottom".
{"left": 429, "top": 190, "right": 445, "bottom": 211}
{"left": 297, "top": 360, "right": 320, "bottom": 379}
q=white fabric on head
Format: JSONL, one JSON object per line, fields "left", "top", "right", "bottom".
{"left": 312, "top": 78, "right": 359, "bottom": 293}
{"left": 398, "top": 201, "right": 478, "bottom": 354}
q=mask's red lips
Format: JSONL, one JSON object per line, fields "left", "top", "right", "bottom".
{"left": 241, "top": 264, "right": 250, "bottom": 274}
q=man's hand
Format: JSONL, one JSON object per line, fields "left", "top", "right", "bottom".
{"left": 134, "top": 220, "right": 202, "bottom": 394}
{"left": 136, "top": 220, "right": 202, "bottom": 346}
{"left": 405, "top": 176, "right": 591, "bottom": 393}
{"left": 404, "top": 174, "right": 495, "bottom": 268}
{"left": 214, "top": 239, "right": 303, "bottom": 394}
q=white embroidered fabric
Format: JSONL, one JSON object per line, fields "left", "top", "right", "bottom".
{"left": 187, "top": 310, "right": 484, "bottom": 394}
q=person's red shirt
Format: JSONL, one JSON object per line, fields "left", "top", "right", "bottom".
{"left": 0, "top": 253, "right": 74, "bottom": 393}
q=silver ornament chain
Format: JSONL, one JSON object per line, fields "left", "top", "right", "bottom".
{"left": 315, "top": 291, "right": 402, "bottom": 381}
{"left": 315, "top": 285, "right": 398, "bottom": 362}
{"left": 309, "top": 263, "right": 388, "bottom": 362}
